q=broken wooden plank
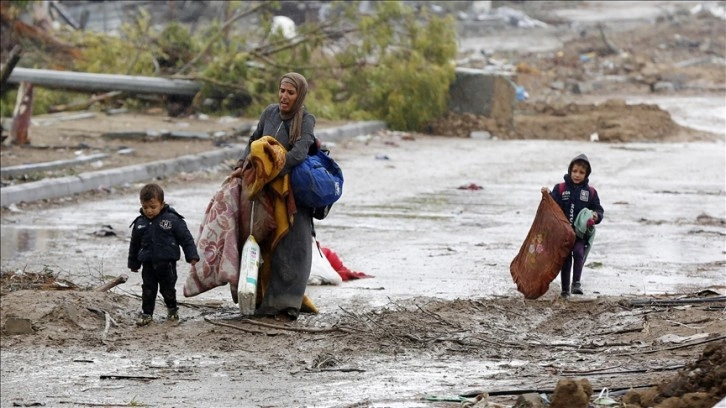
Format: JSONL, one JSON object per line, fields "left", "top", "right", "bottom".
{"left": 105, "top": 108, "right": 128, "bottom": 116}
{"left": 33, "top": 112, "right": 97, "bottom": 126}
{"left": 48, "top": 90, "right": 123, "bottom": 113}
{"left": 94, "top": 274, "right": 128, "bottom": 292}
{"left": 1, "top": 153, "right": 110, "bottom": 179}
{"left": 7, "top": 67, "right": 201, "bottom": 96}
{"left": 10, "top": 81, "right": 33, "bottom": 145}
{"left": 100, "top": 374, "right": 159, "bottom": 380}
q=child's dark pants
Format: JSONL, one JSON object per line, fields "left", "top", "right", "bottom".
{"left": 141, "top": 261, "right": 178, "bottom": 316}
{"left": 560, "top": 238, "right": 588, "bottom": 292}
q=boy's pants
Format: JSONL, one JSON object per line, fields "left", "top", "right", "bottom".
{"left": 141, "top": 261, "right": 178, "bottom": 315}
{"left": 560, "top": 238, "right": 587, "bottom": 292}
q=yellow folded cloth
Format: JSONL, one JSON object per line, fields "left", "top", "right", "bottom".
{"left": 242, "top": 136, "right": 287, "bottom": 200}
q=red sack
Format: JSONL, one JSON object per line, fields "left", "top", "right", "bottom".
{"left": 510, "top": 191, "right": 575, "bottom": 299}
{"left": 321, "top": 247, "right": 373, "bottom": 281}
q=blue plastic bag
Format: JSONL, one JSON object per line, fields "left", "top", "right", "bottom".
{"left": 291, "top": 149, "right": 344, "bottom": 212}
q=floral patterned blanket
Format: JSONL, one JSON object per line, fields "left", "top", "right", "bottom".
{"left": 183, "top": 177, "right": 244, "bottom": 300}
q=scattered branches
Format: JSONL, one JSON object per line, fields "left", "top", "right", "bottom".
{"left": 176, "top": 2, "right": 268, "bottom": 75}
{"left": 628, "top": 296, "right": 726, "bottom": 306}
{"left": 0, "top": 267, "right": 78, "bottom": 292}
{"left": 203, "top": 317, "right": 266, "bottom": 335}
{"left": 615, "top": 335, "right": 726, "bottom": 356}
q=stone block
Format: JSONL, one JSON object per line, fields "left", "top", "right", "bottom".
{"left": 3, "top": 316, "right": 34, "bottom": 335}
{"left": 449, "top": 68, "right": 515, "bottom": 131}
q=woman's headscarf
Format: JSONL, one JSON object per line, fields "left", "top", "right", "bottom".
{"left": 279, "top": 72, "right": 308, "bottom": 144}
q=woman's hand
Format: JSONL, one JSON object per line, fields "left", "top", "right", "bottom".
{"left": 230, "top": 167, "right": 243, "bottom": 179}
{"left": 231, "top": 159, "right": 250, "bottom": 178}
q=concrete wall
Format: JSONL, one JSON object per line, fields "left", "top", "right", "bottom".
{"left": 448, "top": 68, "right": 516, "bottom": 130}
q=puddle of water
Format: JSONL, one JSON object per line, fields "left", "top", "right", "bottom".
{"left": 0, "top": 225, "right": 73, "bottom": 260}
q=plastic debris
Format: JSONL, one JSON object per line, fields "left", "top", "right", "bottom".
{"left": 515, "top": 85, "right": 529, "bottom": 101}
{"left": 594, "top": 388, "right": 618, "bottom": 406}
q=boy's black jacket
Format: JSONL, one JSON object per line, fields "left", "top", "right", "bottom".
{"left": 128, "top": 205, "right": 199, "bottom": 270}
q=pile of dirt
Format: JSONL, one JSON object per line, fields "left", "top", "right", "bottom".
{"left": 623, "top": 341, "right": 726, "bottom": 408}
{"left": 425, "top": 99, "right": 715, "bottom": 142}
{"left": 512, "top": 99, "right": 714, "bottom": 142}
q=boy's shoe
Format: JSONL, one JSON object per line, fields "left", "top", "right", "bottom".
{"left": 560, "top": 290, "right": 570, "bottom": 299}
{"left": 136, "top": 314, "right": 152, "bottom": 326}
{"left": 167, "top": 308, "right": 179, "bottom": 321}
{"left": 572, "top": 282, "right": 584, "bottom": 295}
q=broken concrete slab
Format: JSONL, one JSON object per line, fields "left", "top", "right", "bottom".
{"left": 101, "top": 130, "right": 171, "bottom": 141}
{"left": 448, "top": 68, "right": 516, "bottom": 131}
{"left": 514, "top": 393, "right": 546, "bottom": 408}
{"left": 64, "top": 302, "right": 83, "bottom": 328}
{"left": 3, "top": 316, "right": 34, "bottom": 335}
{"left": 167, "top": 131, "right": 211, "bottom": 140}
{"left": 571, "top": 82, "right": 594, "bottom": 94}
{"left": 101, "top": 130, "right": 150, "bottom": 140}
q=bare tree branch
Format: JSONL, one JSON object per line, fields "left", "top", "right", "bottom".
{"left": 176, "top": 2, "right": 269, "bottom": 75}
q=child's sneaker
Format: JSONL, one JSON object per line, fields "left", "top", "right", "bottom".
{"left": 572, "top": 282, "right": 584, "bottom": 295}
{"left": 560, "top": 290, "right": 570, "bottom": 299}
{"left": 167, "top": 308, "right": 179, "bottom": 322}
{"left": 136, "top": 314, "right": 152, "bottom": 326}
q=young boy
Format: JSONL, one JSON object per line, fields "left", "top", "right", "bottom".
{"left": 541, "top": 154, "right": 604, "bottom": 298}
{"left": 128, "top": 183, "right": 199, "bottom": 326}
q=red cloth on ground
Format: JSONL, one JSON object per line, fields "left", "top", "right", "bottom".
{"left": 320, "top": 247, "right": 372, "bottom": 281}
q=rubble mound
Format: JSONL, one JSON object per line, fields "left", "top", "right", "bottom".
{"left": 426, "top": 99, "right": 716, "bottom": 142}
{"left": 622, "top": 341, "right": 726, "bottom": 408}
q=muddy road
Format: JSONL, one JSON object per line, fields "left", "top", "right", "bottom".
{"left": 2, "top": 130, "right": 725, "bottom": 407}
{"left": 2, "top": 1, "right": 725, "bottom": 407}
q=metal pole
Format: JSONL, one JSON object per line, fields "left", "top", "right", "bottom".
{"left": 7, "top": 67, "right": 201, "bottom": 96}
